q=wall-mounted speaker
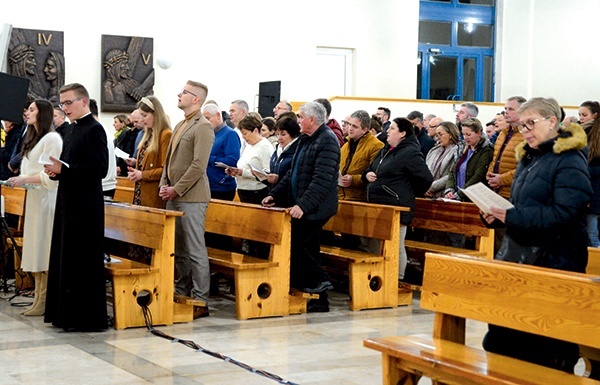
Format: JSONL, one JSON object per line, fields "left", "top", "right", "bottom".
{"left": 0, "top": 72, "right": 30, "bottom": 123}
{"left": 258, "top": 81, "right": 281, "bottom": 118}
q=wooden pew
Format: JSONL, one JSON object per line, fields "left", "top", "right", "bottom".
{"left": 103, "top": 202, "right": 201, "bottom": 330}
{"left": 113, "top": 176, "right": 134, "bottom": 204}
{"left": 405, "top": 197, "right": 495, "bottom": 259}
{"left": 205, "top": 199, "right": 314, "bottom": 320}
{"left": 587, "top": 247, "right": 600, "bottom": 275}
{"left": 1, "top": 185, "right": 26, "bottom": 235}
{"left": 321, "top": 200, "right": 411, "bottom": 310}
{"left": 1, "top": 185, "right": 33, "bottom": 289}
{"left": 364, "top": 252, "right": 600, "bottom": 385}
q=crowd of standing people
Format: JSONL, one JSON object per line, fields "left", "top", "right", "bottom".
{"left": 2, "top": 84, "right": 599, "bottom": 373}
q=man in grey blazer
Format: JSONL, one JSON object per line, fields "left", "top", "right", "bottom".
{"left": 159, "top": 80, "right": 214, "bottom": 318}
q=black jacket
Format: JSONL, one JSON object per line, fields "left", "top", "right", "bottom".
{"left": 1, "top": 123, "right": 24, "bottom": 180}
{"left": 269, "top": 124, "right": 340, "bottom": 221}
{"left": 363, "top": 135, "right": 433, "bottom": 225}
{"left": 114, "top": 127, "right": 140, "bottom": 176}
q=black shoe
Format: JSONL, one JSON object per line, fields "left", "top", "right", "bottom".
{"left": 307, "top": 302, "right": 330, "bottom": 313}
{"left": 303, "top": 281, "right": 334, "bottom": 294}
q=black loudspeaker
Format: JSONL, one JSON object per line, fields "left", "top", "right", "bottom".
{"left": 258, "top": 81, "right": 281, "bottom": 118}
{"left": 0, "top": 73, "right": 30, "bottom": 123}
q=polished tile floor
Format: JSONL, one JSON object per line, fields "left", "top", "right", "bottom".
{"left": 0, "top": 283, "right": 489, "bottom": 385}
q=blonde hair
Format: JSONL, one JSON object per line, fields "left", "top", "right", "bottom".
{"left": 136, "top": 95, "right": 171, "bottom": 154}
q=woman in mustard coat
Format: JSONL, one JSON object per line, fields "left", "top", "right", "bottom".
{"left": 127, "top": 96, "right": 172, "bottom": 209}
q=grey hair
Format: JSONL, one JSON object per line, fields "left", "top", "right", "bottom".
{"left": 202, "top": 103, "right": 221, "bottom": 116}
{"left": 461, "top": 102, "right": 479, "bottom": 118}
{"left": 350, "top": 110, "right": 371, "bottom": 130}
{"left": 300, "top": 102, "right": 327, "bottom": 125}
{"left": 231, "top": 99, "right": 249, "bottom": 113}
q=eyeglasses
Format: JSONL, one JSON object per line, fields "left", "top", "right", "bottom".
{"left": 341, "top": 120, "right": 360, "bottom": 130}
{"left": 519, "top": 117, "right": 551, "bottom": 132}
{"left": 59, "top": 98, "right": 81, "bottom": 109}
{"left": 180, "top": 89, "right": 198, "bottom": 97}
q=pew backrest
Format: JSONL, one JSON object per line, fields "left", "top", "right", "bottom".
{"left": 421, "top": 252, "right": 600, "bottom": 349}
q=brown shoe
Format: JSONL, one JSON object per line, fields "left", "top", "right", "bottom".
{"left": 193, "top": 306, "right": 209, "bottom": 319}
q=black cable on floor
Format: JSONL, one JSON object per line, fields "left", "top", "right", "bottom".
{"left": 140, "top": 303, "right": 300, "bottom": 385}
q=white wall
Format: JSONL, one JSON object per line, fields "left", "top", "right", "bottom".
{"left": 1, "top": 0, "right": 595, "bottom": 132}
{"left": 1, "top": 0, "right": 419, "bottom": 132}
{"left": 496, "top": 0, "right": 600, "bottom": 105}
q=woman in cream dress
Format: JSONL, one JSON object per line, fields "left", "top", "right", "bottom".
{"left": 8, "top": 99, "right": 62, "bottom": 316}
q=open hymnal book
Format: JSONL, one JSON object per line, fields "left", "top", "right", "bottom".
{"left": 38, "top": 153, "right": 70, "bottom": 168}
{"left": 249, "top": 163, "right": 268, "bottom": 181}
{"left": 460, "top": 182, "right": 514, "bottom": 215}
{"left": 114, "top": 147, "right": 130, "bottom": 160}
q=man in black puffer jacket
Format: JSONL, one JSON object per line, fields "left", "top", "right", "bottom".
{"left": 263, "top": 102, "right": 340, "bottom": 312}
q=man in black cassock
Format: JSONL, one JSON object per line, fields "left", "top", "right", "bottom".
{"left": 44, "top": 83, "right": 109, "bottom": 331}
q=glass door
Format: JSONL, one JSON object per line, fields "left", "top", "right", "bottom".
{"left": 418, "top": 51, "right": 481, "bottom": 101}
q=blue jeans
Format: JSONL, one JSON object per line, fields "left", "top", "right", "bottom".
{"left": 587, "top": 213, "right": 600, "bottom": 247}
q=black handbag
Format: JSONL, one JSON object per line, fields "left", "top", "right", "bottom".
{"left": 495, "top": 233, "right": 548, "bottom": 265}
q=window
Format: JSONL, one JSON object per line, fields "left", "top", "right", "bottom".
{"left": 457, "top": 23, "right": 493, "bottom": 47}
{"left": 417, "top": 0, "right": 495, "bottom": 102}
{"left": 419, "top": 21, "right": 452, "bottom": 45}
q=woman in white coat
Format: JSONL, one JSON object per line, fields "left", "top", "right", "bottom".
{"left": 8, "top": 99, "right": 62, "bottom": 316}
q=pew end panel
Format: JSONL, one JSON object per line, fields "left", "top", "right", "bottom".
{"left": 104, "top": 202, "right": 186, "bottom": 330}
{"left": 322, "top": 201, "right": 409, "bottom": 310}
{"left": 205, "top": 199, "right": 298, "bottom": 320}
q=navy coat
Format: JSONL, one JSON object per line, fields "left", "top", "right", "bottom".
{"left": 506, "top": 123, "right": 592, "bottom": 273}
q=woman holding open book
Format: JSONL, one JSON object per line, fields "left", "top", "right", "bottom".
{"left": 225, "top": 115, "right": 273, "bottom": 204}
{"left": 443, "top": 118, "right": 493, "bottom": 202}
{"left": 126, "top": 96, "right": 172, "bottom": 209}
{"left": 7, "top": 99, "right": 62, "bottom": 316}
{"left": 225, "top": 115, "right": 273, "bottom": 258}
{"left": 266, "top": 115, "right": 301, "bottom": 191}
{"left": 481, "top": 97, "right": 592, "bottom": 373}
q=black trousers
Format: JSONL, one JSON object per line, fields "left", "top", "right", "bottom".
{"left": 206, "top": 189, "right": 237, "bottom": 252}
{"left": 483, "top": 324, "right": 579, "bottom": 373}
{"left": 210, "top": 189, "right": 236, "bottom": 201}
{"left": 290, "top": 217, "right": 330, "bottom": 290}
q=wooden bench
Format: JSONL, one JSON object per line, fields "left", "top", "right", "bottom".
{"left": 1, "top": 185, "right": 33, "bottom": 289}
{"left": 405, "top": 197, "right": 495, "bottom": 259}
{"left": 113, "top": 176, "right": 134, "bottom": 204}
{"left": 103, "top": 201, "right": 203, "bottom": 330}
{"left": 205, "top": 199, "right": 315, "bottom": 320}
{"left": 588, "top": 247, "right": 600, "bottom": 275}
{"left": 364, "top": 252, "right": 600, "bottom": 385}
{"left": 321, "top": 200, "right": 411, "bottom": 310}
